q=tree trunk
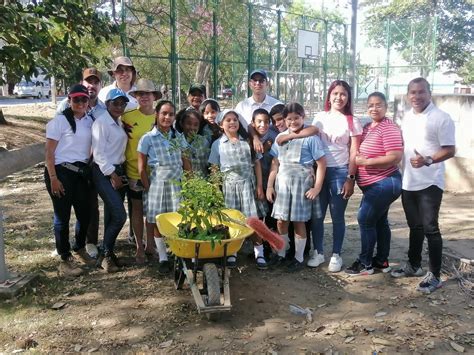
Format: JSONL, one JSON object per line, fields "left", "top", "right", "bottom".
{"left": 0, "top": 109, "right": 7, "bottom": 125}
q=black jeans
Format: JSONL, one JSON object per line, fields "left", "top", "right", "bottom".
{"left": 401, "top": 185, "right": 443, "bottom": 277}
{"left": 45, "top": 165, "right": 91, "bottom": 260}
{"left": 75, "top": 184, "right": 99, "bottom": 245}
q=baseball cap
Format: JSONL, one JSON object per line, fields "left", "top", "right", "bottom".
{"left": 82, "top": 68, "right": 102, "bottom": 81}
{"left": 108, "top": 56, "right": 135, "bottom": 76}
{"left": 249, "top": 69, "right": 268, "bottom": 80}
{"left": 105, "top": 88, "right": 130, "bottom": 102}
{"left": 188, "top": 83, "right": 206, "bottom": 95}
{"left": 68, "top": 84, "right": 90, "bottom": 98}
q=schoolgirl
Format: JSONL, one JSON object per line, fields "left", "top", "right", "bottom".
{"left": 208, "top": 109, "right": 267, "bottom": 269}
{"left": 175, "top": 108, "right": 211, "bottom": 177}
{"left": 200, "top": 98, "right": 222, "bottom": 144}
{"left": 45, "top": 84, "right": 95, "bottom": 277}
{"left": 137, "top": 100, "right": 190, "bottom": 274}
{"left": 267, "top": 103, "right": 327, "bottom": 272}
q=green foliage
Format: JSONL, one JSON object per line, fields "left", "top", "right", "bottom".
{"left": 363, "top": 0, "right": 473, "bottom": 71}
{"left": 0, "top": 0, "right": 121, "bottom": 84}
{"left": 458, "top": 55, "right": 474, "bottom": 84}
{"left": 176, "top": 172, "right": 230, "bottom": 247}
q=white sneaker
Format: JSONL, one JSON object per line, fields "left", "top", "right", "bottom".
{"left": 307, "top": 253, "right": 325, "bottom": 268}
{"left": 85, "top": 243, "right": 99, "bottom": 259}
{"left": 328, "top": 253, "right": 343, "bottom": 272}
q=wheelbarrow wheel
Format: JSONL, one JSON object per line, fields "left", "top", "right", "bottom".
{"left": 203, "top": 263, "right": 221, "bottom": 306}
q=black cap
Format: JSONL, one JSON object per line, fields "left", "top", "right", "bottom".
{"left": 68, "top": 84, "right": 90, "bottom": 98}
{"left": 188, "top": 83, "right": 206, "bottom": 95}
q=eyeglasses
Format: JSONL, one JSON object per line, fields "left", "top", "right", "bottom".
{"left": 109, "top": 100, "right": 128, "bottom": 108}
{"left": 71, "top": 97, "right": 88, "bottom": 104}
{"left": 251, "top": 78, "right": 266, "bottom": 84}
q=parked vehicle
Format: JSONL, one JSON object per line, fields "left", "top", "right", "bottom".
{"left": 13, "top": 80, "right": 51, "bottom": 99}
{"left": 222, "top": 88, "right": 233, "bottom": 99}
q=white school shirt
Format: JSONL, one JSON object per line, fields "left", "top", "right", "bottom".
{"left": 312, "top": 111, "right": 362, "bottom": 167}
{"left": 234, "top": 94, "right": 281, "bottom": 129}
{"left": 401, "top": 102, "right": 455, "bottom": 191}
{"left": 46, "top": 113, "right": 93, "bottom": 165}
{"left": 92, "top": 111, "right": 128, "bottom": 176}
{"left": 56, "top": 98, "right": 107, "bottom": 121}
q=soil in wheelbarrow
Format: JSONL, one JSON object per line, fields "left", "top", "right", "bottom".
{"left": 1, "top": 164, "right": 473, "bottom": 353}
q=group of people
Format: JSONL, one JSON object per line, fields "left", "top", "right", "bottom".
{"left": 45, "top": 56, "right": 455, "bottom": 295}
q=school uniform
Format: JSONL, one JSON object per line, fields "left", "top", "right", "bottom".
{"left": 184, "top": 133, "right": 210, "bottom": 177}
{"left": 138, "top": 127, "right": 187, "bottom": 223}
{"left": 208, "top": 134, "right": 263, "bottom": 218}
{"left": 270, "top": 130, "right": 325, "bottom": 222}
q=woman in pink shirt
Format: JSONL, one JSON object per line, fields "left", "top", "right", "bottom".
{"left": 345, "top": 92, "right": 403, "bottom": 276}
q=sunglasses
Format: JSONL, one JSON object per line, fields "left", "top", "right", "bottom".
{"left": 71, "top": 97, "right": 89, "bottom": 104}
{"left": 110, "top": 100, "right": 128, "bottom": 108}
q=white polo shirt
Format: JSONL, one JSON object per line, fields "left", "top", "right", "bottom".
{"left": 92, "top": 111, "right": 128, "bottom": 176}
{"left": 234, "top": 94, "right": 281, "bottom": 129}
{"left": 46, "top": 113, "right": 93, "bottom": 165}
{"left": 401, "top": 102, "right": 455, "bottom": 191}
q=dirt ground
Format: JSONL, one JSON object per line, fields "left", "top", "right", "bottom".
{"left": 0, "top": 104, "right": 473, "bottom": 353}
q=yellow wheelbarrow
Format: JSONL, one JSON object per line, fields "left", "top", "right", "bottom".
{"left": 156, "top": 209, "right": 254, "bottom": 320}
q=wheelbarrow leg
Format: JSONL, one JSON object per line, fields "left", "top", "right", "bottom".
{"left": 174, "top": 257, "right": 186, "bottom": 290}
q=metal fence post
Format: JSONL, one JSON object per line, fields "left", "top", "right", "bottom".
{"left": 170, "top": 0, "right": 177, "bottom": 105}
{"left": 247, "top": 3, "right": 253, "bottom": 97}
{"left": 212, "top": 0, "right": 219, "bottom": 98}
{"left": 430, "top": 16, "right": 438, "bottom": 88}
{"left": 323, "top": 20, "right": 328, "bottom": 104}
{"left": 276, "top": 9, "right": 281, "bottom": 99}
{"left": 385, "top": 19, "right": 391, "bottom": 99}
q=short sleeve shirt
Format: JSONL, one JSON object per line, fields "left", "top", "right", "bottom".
{"left": 357, "top": 118, "right": 403, "bottom": 186}
{"left": 234, "top": 95, "right": 282, "bottom": 129}
{"left": 122, "top": 109, "right": 155, "bottom": 179}
{"left": 401, "top": 102, "right": 455, "bottom": 191}
{"left": 312, "top": 111, "right": 362, "bottom": 167}
{"left": 46, "top": 113, "right": 93, "bottom": 165}
{"left": 137, "top": 127, "right": 186, "bottom": 167}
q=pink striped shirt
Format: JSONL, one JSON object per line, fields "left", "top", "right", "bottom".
{"left": 357, "top": 118, "right": 403, "bottom": 186}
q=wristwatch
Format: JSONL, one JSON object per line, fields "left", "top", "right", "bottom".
{"left": 346, "top": 174, "right": 356, "bottom": 181}
{"left": 424, "top": 156, "right": 434, "bottom": 166}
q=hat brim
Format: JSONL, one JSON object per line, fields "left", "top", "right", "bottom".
{"left": 107, "top": 96, "right": 130, "bottom": 103}
{"left": 83, "top": 74, "right": 101, "bottom": 81}
{"left": 129, "top": 90, "right": 162, "bottom": 99}
{"left": 69, "top": 92, "right": 90, "bottom": 98}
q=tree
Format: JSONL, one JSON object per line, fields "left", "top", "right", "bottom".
{"left": 363, "top": 0, "right": 473, "bottom": 73}
{"left": 0, "top": 0, "right": 120, "bottom": 85}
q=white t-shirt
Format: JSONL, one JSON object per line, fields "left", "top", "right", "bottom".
{"left": 92, "top": 111, "right": 128, "bottom": 176}
{"left": 234, "top": 94, "right": 281, "bottom": 129}
{"left": 98, "top": 82, "right": 138, "bottom": 112}
{"left": 401, "top": 102, "right": 455, "bottom": 191}
{"left": 312, "top": 111, "right": 362, "bottom": 167}
{"left": 46, "top": 113, "right": 93, "bottom": 165}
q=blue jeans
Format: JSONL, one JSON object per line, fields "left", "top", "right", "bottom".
{"left": 45, "top": 165, "right": 90, "bottom": 260}
{"left": 92, "top": 164, "right": 127, "bottom": 255}
{"left": 357, "top": 171, "right": 402, "bottom": 266}
{"left": 311, "top": 166, "right": 349, "bottom": 255}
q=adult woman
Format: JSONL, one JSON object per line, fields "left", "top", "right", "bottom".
{"left": 122, "top": 79, "right": 162, "bottom": 264}
{"left": 98, "top": 56, "right": 138, "bottom": 111}
{"left": 308, "top": 80, "right": 362, "bottom": 272}
{"left": 137, "top": 101, "right": 190, "bottom": 274}
{"left": 345, "top": 92, "right": 403, "bottom": 276}
{"left": 92, "top": 88, "right": 129, "bottom": 272}
{"left": 45, "top": 84, "right": 95, "bottom": 277}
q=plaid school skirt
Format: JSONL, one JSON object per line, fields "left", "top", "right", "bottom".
{"left": 145, "top": 168, "right": 181, "bottom": 223}
{"left": 223, "top": 171, "right": 260, "bottom": 218}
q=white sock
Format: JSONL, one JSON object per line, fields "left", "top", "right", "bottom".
{"left": 294, "top": 236, "right": 306, "bottom": 263}
{"left": 254, "top": 244, "right": 264, "bottom": 259}
{"left": 278, "top": 234, "right": 289, "bottom": 257}
{"left": 154, "top": 237, "right": 168, "bottom": 261}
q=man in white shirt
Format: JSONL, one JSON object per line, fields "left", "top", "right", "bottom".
{"left": 234, "top": 69, "right": 281, "bottom": 130}
{"left": 391, "top": 77, "right": 456, "bottom": 295}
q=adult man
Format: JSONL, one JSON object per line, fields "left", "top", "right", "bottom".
{"left": 187, "top": 83, "right": 206, "bottom": 110}
{"left": 234, "top": 69, "right": 281, "bottom": 130}
{"left": 57, "top": 68, "right": 107, "bottom": 258}
{"left": 391, "top": 77, "right": 456, "bottom": 295}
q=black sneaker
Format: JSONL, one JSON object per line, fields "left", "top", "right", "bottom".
{"left": 372, "top": 258, "right": 392, "bottom": 273}
{"left": 267, "top": 254, "right": 286, "bottom": 268}
{"left": 286, "top": 259, "right": 305, "bottom": 272}
{"left": 345, "top": 260, "right": 374, "bottom": 276}
{"left": 158, "top": 260, "right": 172, "bottom": 275}
{"left": 226, "top": 256, "right": 237, "bottom": 269}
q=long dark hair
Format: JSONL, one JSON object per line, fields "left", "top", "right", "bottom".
{"left": 324, "top": 80, "right": 354, "bottom": 132}
{"left": 62, "top": 107, "right": 77, "bottom": 133}
{"left": 175, "top": 108, "right": 204, "bottom": 135}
